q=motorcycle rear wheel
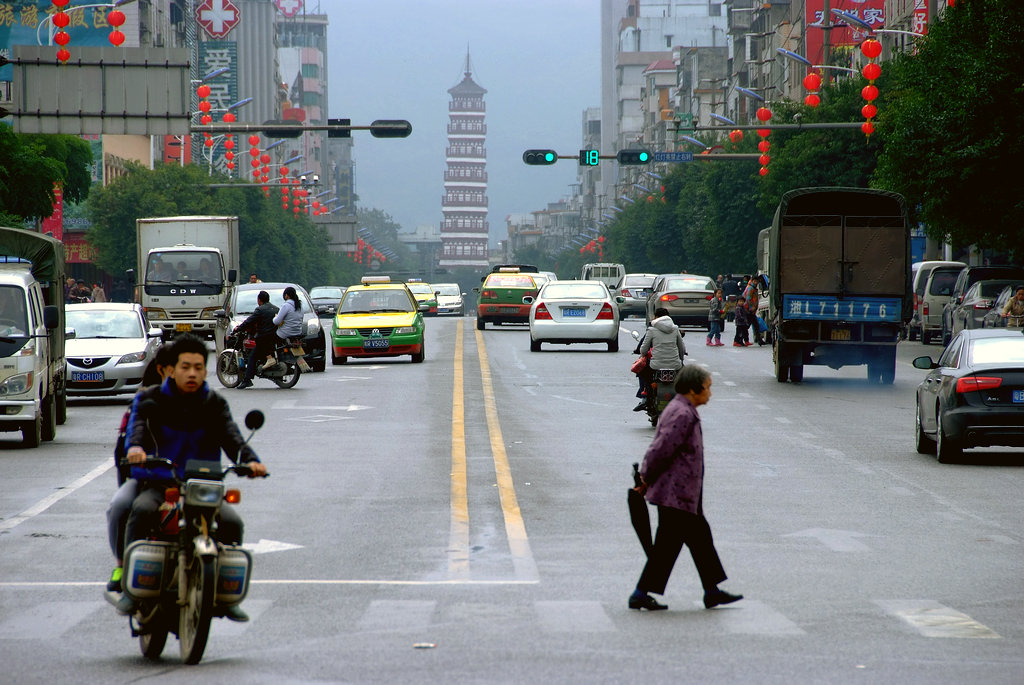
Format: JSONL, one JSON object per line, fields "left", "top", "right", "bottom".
{"left": 216, "top": 351, "right": 241, "bottom": 388}
{"left": 139, "top": 616, "right": 169, "bottom": 660}
{"left": 272, "top": 362, "right": 300, "bottom": 388}
{"left": 179, "top": 556, "right": 216, "bottom": 665}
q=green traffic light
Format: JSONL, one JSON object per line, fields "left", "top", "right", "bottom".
{"left": 545, "top": 152, "right": 555, "bottom": 163}
{"left": 639, "top": 151, "right": 649, "bottom": 162}
{"left": 523, "top": 149, "right": 559, "bottom": 165}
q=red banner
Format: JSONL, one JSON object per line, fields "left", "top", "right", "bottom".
{"left": 805, "top": 0, "right": 885, "bottom": 65}
{"left": 164, "top": 135, "right": 192, "bottom": 165}
{"left": 40, "top": 185, "right": 63, "bottom": 241}
{"left": 64, "top": 233, "right": 99, "bottom": 264}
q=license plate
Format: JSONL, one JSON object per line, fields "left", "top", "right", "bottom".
{"left": 685, "top": 298, "right": 700, "bottom": 304}
{"left": 363, "top": 339, "right": 389, "bottom": 349}
{"left": 830, "top": 329, "right": 851, "bottom": 341}
{"left": 1013, "top": 390, "right": 1024, "bottom": 403}
{"left": 175, "top": 323, "right": 192, "bottom": 332}
{"left": 72, "top": 371, "right": 104, "bottom": 382}
{"left": 562, "top": 307, "right": 586, "bottom": 317}
{"left": 501, "top": 306, "right": 519, "bottom": 313}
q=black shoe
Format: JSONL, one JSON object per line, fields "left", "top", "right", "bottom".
{"left": 220, "top": 605, "right": 249, "bottom": 622}
{"left": 114, "top": 594, "right": 137, "bottom": 616}
{"left": 703, "top": 589, "right": 743, "bottom": 609}
{"left": 633, "top": 401, "right": 647, "bottom": 412}
{"left": 236, "top": 380, "right": 253, "bottom": 389}
{"left": 628, "top": 592, "right": 668, "bottom": 611}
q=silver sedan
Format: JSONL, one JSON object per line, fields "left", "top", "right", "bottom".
{"left": 526, "top": 280, "right": 621, "bottom": 352}
{"left": 65, "top": 303, "right": 162, "bottom": 396}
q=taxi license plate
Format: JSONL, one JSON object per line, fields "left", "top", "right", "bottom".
{"left": 501, "top": 306, "right": 519, "bottom": 313}
{"left": 363, "top": 339, "right": 389, "bottom": 350}
{"left": 830, "top": 329, "right": 851, "bottom": 341}
{"left": 175, "top": 323, "right": 192, "bottom": 332}
{"left": 72, "top": 371, "right": 104, "bottom": 382}
{"left": 563, "top": 308, "right": 586, "bottom": 317}
{"left": 1013, "top": 390, "right": 1024, "bottom": 403}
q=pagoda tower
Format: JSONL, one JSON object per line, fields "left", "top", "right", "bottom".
{"left": 439, "top": 53, "right": 489, "bottom": 268}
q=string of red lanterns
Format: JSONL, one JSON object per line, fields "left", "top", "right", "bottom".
{"left": 860, "top": 38, "right": 882, "bottom": 138}
{"left": 579, "top": 236, "right": 605, "bottom": 258}
{"left": 52, "top": 0, "right": 71, "bottom": 62}
{"left": 348, "top": 239, "right": 385, "bottom": 265}
{"left": 803, "top": 71, "right": 823, "bottom": 108}
{"left": 755, "top": 107, "right": 772, "bottom": 177}
{"left": 107, "top": 8, "right": 126, "bottom": 46}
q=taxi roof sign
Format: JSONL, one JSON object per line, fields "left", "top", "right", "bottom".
{"left": 407, "top": 278, "right": 423, "bottom": 282}
{"left": 360, "top": 276, "right": 391, "bottom": 285}
{"left": 497, "top": 267, "right": 521, "bottom": 273}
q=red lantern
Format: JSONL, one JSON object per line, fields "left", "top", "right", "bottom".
{"left": 56, "top": 48, "right": 70, "bottom": 62}
{"left": 728, "top": 130, "right": 743, "bottom": 143}
{"left": 226, "top": 162, "right": 235, "bottom": 170}
{"left": 198, "top": 100, "right": 211, "bottom": 113}
{"left": 248, "top": 147, "right": 259, "bottom": 157}
{"left": 280, "top": 167, "right": 289, "bottom": 176}
{"left": 860, "top": 39, "right": 882, "bottom": 60}
{"left": 597, "top": 235, "right": 605, "bottom": 243}
{"left": 759, "top": 154, "right": 771, "bottom": 166}
{"left": 260, "top": 175, "right": 268, "bottom": 183}
{"left": 861, "top": 85, "right": 879, "bottom": 102}
{"left": 802, "top": 72, "right": 822, "bottom": 91}
{"left": 225, "top": 151, "right": 234, "bottom": 160}
{"left": 759, "top": 167, "right": 769, "bottom": 177}
{"left": 223, "top": 112, "right": 236, "bottom": 123}
{"left": 282, "top": 203, "right": 290, "bottom": 210}
{"left": 107, "top": 9, "right": 126, "bottom": 27}
{"left": 54, "top": 31, "right": 70, "bottom": 46}
{"left": 53, "top": 12, "right": 69, "bottom": 28}
{"left": 251, "top": 159, "right": 260, "bottom": 168}
{"left": 804, "top": 94, "right": 821, "bottom": 108}
{"left": 204, "top": 138, "right": 214, "bottom": 148}
{"left": 260, "top": 153, "right": 271, "bottom": 164}
{"left": 758, "top": 140, "right": 771, "bottom": 153}
{"left": 861, "top": 104, "right": 878, "bottom": 119}
{"left": 755, "top": 107, "right": 772, "bottom": 122}
{"left": 108, "top": 30, "right": 125, "bottom": 47}
{"left": 253, "top": 170, "right": 261, "bottom": 178}
{"left": 580, "top": 247, "right": 585, "bottom": 254}
{"left": 312, "top": 201, "right": 320, "bottom": 209}
{"left": 862, "top": 63, "right": 881, "bottom": 81}
{"left": 53, "top": 0, "right": 70, "bottom": 6}
{"left": 200, "top": 114, "right": 212, "bottom": 125}
{"left": 197, "top": 84, "right": 211, "bottom": 99}
{"left": 757, "top": 128, "right": 771, "bottom": 138}
{"left": 248, "top": 135, "right": 260, "bottom": 146}
{"left": 861, "top": 121, "right": 876, "bottom": 136}
{"left": 224, "top": 139, "right": 235, "bottom": 150}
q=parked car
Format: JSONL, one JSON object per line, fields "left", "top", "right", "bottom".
{"left": 913, "top": 328, "right": 1024, "bottom": 462}
{"left": 645, "top": 274, "right": 717, "bottom": 329}
{"left": 611, "top": 273, "right": 657, "bottom": 318}
{"left": 919, "top": 266, "right": 964, "bottom": 345}
{"left": 214, "top": 282, "right": 326, "bottom": 372}
{"left": 309, "top": 286, "right": 347, "bottom": 318}
{"left": 525, "top": 280, "right": 621, "bottom": 352}
{"left": 942, "top": 266, "right": 1024, "bottom": 345}
{"left": 432, "top": 283, "right": 465, "bottom": 316}
{"left": 65, "top": 302, "right": 162, "bottom": 396}
{"left": 907, "top": 261, "right": 965, "bottom": 341}
{"left": 982, "top": 285, "right": 1024, "bottom": 329}
{"left": 948, "top": 279, "right": 1020, "bottom": 337}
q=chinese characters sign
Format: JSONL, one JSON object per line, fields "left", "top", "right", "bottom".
{"left": 805, "top": 0, "right": 885, "bottom": 65}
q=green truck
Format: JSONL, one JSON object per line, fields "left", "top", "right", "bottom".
{"left": 765, "top": 188, "right": 911, "bottom": 384}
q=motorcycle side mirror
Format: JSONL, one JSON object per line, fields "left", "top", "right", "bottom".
{"left": 245, "top": 410, "right": 265, "bottom": 431}
{"left": 630, "top": 329, "right": 641, "bottom": 341}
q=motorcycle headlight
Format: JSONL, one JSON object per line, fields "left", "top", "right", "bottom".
{"left": 306, "top": 317, "right": 321, "bottom": 334}
{"left": 394, "top": 326, "right": 417, "bottom": 334}
{"left": 334, "top": 328, "right": 358, "bottom": 337}
{"left": 0, "top": 372, "right": 33, "bottom": 396}
{"left": 184, "top": 479, "right": 225, "bottom": 507}
{"left": 117, "top": 351, "right": 147, "bottom": 365}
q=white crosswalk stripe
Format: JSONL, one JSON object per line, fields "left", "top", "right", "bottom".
{"left": 707, "top": 599, "right": 805, "bottom": 635}
{"left": 874, "top": 600, "right": 1001, "bottom": 638}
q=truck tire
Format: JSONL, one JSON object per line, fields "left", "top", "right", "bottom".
{"left": 21, "top": 415, "right": 41, "bottom": 448}
{"left": 41, "top": 393, "right": 56, "bottom": 442}
{"left": 773, "top": 340, "right": 789, "bottom": 383}
{"left": 56, "top": 388, "right": 67, "bottom": 425}
{"left": 789, "top": 365, "right": 804, "bottom": 383}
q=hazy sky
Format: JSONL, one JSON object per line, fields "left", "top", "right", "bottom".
{"left": 325, "top": 0, "right": 601, "bottom": 240}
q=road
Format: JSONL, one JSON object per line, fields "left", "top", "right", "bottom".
{"left": 1, "top": 316, "right": 1023, "bottom": 683}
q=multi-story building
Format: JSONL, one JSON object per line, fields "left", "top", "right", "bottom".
{"left": 439, "top": 54, "right": 489, "bottom": 269}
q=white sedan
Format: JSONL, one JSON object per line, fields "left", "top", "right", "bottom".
{"left": 65, "top": 303, "right": 162, "bottom": 396}
{"left": 526, "top": 280, "right": 621, "bottom": 352}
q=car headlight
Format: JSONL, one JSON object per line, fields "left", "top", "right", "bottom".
{"left": 145, "top": 308, "right": 168, "bottom": 320}
{"left": 306, "top": 317, "right": 321, "bottom": 334}
{"left": 117, "top": 351, "right": 147, "bottom": 365}
{"left": 334, "top": 328, "right": 358, "bottom": 336}
{"left": 0, "top": 372, "right": 33, "bottom": 396}
{"left": 200, "top": 307, "right": 220, "bottom": 319}
{"left": 394, "top": 326, "right": 417, "bottom": 334}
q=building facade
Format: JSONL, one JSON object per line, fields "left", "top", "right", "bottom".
{"left": 439, "top": 54, "right": 489, "bottom": 269}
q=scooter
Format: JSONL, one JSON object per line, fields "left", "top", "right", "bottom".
{"left": 105, "top": 410, "right": 268, "bottom": 664}
{"left": 216, "top": 330, "right": 302, "bottom": 389}
{"left": 630, "top": 329, "right": 684, "bottom": 426}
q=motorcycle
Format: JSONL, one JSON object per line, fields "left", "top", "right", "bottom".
{"left": 630, "top": 329, "right": 683, "bottom": 426}
{"left": 216, "top": 329, "right": 302, "bottom": 389}
{"left": 105, "top": 410, "right": 268, "bottom": 664}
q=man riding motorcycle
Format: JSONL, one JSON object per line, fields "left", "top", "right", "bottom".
{"left": 235, "top": 290, "right": 279, "bottom": 390}
{"left": 116, "top": 334, "right": 267, "bottom": 621}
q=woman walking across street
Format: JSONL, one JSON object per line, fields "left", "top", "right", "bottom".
{"left": 629, "top": 364, "right": 742, "bottom": 611}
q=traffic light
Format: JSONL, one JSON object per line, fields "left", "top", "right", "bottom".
{"left": 579, "top": 149, "right": 600, "bottom": 166}
{"left": 523, "top": 149, "right": 558, "bottom": 165}
{"left": 369, "top": 120, "right": 412, "bottom": 138}
{"left": 328, "top": 118, "right": 351, "bottom": 138}
{"left": 617, "top": 149, "right": 651, "bottom": 165}
{"left": 262, "top": 119, "right": 303, "bottom": 138}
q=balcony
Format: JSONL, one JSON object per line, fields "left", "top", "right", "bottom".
{"left": 450, "top": 101, "right": 486, "bottom": 113}
{"left": 443, "top": 196, "right": 489, "bottom": 207}
{"left": 446, "top": 147, "right": 486, "bottom": 158}
{"left": 444, "top": 171, "right": 488, "bottom": 183}
{"left": 447, "top": 123, "right": 487, "bottom": 135}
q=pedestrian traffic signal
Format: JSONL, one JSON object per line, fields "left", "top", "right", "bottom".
{"left": 617, "top": 149, "right": 651, "bottom": 165}
{"left": 523, "top": 149, "right": 558, "bottom": 165}
{"left": 579, "top": 149, "right": 600, "bottom": 166}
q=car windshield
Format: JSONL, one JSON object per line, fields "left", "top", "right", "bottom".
{"left": 340, "top": 289, "right": 414, "bottom": 313}
{"left": 970, "top": 337, "right": 1024, "bottom": 365}
{"left": 146, "top": 250, "right": 221, "bottom": 283}
{"left": 234, "top": 288, "right": 309, "bottom": 315}
{"left": 542, "top": 283, "right": 606, "bottom": 299}
{"left": 435, "top": 284, "right": 461, "bottom": 296}
{"left": 666, "top": 278, "right": 713, "bottom": 291}
{"left": 66, "top": 310, "right": 144, "bottom": 339}
{"left": 407, "top": 283, "right": 433, "bottom": 295}
{"left": 0, "top": 285, "right": 28, "bottom": 335}
{"left": 310, "top": 287, "right": 345, "bottom": 299}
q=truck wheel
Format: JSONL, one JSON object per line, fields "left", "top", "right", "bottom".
{"left": 55, "top": 388, "right": 67, "bottom": 425}
{"left": 773, "top": 341, "right": 789, "bottom": 383}
{"left": 41, "top": 394, "right": 56, "bottom": 442}
{"left": 21, "top": 415, "right": 41, "bottom": 448}
{"left": 789, "top": 365, "right": 803, "bottom": 383}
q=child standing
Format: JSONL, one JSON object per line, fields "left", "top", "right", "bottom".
{"left": 733, "top": 296, "right": 752, "bottom": 346}
{"left": 707, "top": 289, "right": 725, "bottom": 346}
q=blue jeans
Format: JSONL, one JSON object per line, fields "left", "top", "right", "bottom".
{"left": 707, "top": 320, "right": 722, "bottom": 341}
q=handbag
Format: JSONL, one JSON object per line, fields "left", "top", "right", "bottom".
{"left": 630, "top": 355, "right": 648, "bottom": 375}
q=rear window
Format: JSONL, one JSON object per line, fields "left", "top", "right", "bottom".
{"left": 624, "top": 276, "right": 655, "bottom": 288}
{"left": 970, "top": 337, "right": 1024, "bottom": 365}
{"left": 927, "top": 271, "right": 958, "bottom": 296}
{"left": 485, "top": 274, "right": 536, "bottom": 288}
{"left": 975, "top": 281, "right": 1019, "bottom": 298}
{"left": 666, "top": 278, "right": 714, "bottom": 292}
{"left": 542, "top": 283, "right": 607, "bottom": 299}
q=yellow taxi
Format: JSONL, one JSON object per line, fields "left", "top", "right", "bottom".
{"left": 406, "top": 279, "right": 438, "bottom": 316}
{"left": 331, "top": 276, "right": 425, "bottom": 364}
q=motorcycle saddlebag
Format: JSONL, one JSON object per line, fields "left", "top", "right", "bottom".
{"left": 123, "top": 540, "right": 174, "bottom": 600}
{"left": 216, "top": 545, "right": 253, "bottom": 606}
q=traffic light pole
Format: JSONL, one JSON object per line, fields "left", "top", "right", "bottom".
{"left": 197, "top": 120, "right": 412, "bottom": 138}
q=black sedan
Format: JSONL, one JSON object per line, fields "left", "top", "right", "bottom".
{"left": 913, "top": 328, "right": 1024, "bottom": 462}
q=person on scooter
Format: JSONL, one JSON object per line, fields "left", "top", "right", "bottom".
{"left": 262, "top": 285, "right": 304, "bottom": 373}
{"left": 639, "top": 307, "right": 686, "bottom": 411}
{"left": 235, "top": 290, "right": 278, "bottom": 389}
{"left": 116, "top": 334, "right": 267, "bottom": 621}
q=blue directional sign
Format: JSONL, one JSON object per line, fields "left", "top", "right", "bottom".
{"left": 653, "top": 151, "right": 693, "bottom": 163}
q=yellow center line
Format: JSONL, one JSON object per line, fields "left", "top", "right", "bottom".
{"left": 448, "top": 319, "right": 470, "bottom": 579}
{"left": 474, "top": 327, "right": 539, "bottom": 582}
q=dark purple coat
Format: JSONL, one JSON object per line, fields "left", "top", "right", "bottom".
{"left": 640, "top": 394, "right": 703, "bottom": 514}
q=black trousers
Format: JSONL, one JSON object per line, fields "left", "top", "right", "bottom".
{"left": 125, "top": 485, "right": 244, "bottom": 546}
{"left": 636, "top": 505, "right": 727, "bottom": 595}
{"left": 242, "top": 335, "right": 277, "bottom": 383}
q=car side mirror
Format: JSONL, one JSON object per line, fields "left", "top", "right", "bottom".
{"left": 213, "top": 309, "right": 227, "bottom": 318}
{"left": 912, "top": 356, "right": 937, "bottom": 370}
{"left": 65, "top": 327, "right": 76, "bottom": 340}
{"left": 43, "top": 304, "right": 59, "bottom": 330}
{"left": 522, "top": 296, "right": 534, "bottom": 305}
{"left": 616, "top": 296, "right": 625, "bottom": 304}
{"left": 148, "top": 328, "right": 162, "bottom": 338}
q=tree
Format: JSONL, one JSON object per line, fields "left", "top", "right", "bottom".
{"left": 0, "top": 126, "right": 93, "bottom": 221}
{"left": 873, "top": 0, "right": 1024, "bottom": 256}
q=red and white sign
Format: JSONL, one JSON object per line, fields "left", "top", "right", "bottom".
{"left": 274, "top": 0, "right": 303, "bottom": 18}
{"left": 805, "top": 0, "right": 885, "bottom": 65}
{"left": 41, "top": 185, "right": 63, "bottom": 242}
{"left": 197, "top": 0, "right": 241, "bottom": 39}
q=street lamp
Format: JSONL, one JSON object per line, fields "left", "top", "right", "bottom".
{"left": 830, "top": 9, "right": 925, "bottom": 39}
{"left": 619, "top": 195, "right": 635, "bottom": 204}
{"left": 776, "top": 48, "right": 857, "bottom": 74}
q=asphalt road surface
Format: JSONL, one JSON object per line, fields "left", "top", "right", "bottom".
{"left": 1, "top": 317, "right": 1022, "bottom": 684}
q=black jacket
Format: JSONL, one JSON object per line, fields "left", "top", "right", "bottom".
{"left": 239, "top": 301, "right": 279, "bottom": 338}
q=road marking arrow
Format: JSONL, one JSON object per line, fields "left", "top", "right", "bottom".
{"left": 243, "top": 539, "right": 304, "bottom": 554}
{"left": 782, "top": 528, "right": 873, "bottom": 552}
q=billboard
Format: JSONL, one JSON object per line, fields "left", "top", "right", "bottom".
{"left": 806, "top": 0, "right": 885, "bottom": 65}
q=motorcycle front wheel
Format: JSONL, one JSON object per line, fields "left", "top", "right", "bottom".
{"left": 216, "top": 351, "right": 241, "bottom": 388}
{"left": 139, "top": 614, "right": 169, "bottom": 660}
{"left": 272, "top": 362, "right": 300, "bottom": 388}
{"left": 179, "top": 555, "right": 216, "bottom": 665}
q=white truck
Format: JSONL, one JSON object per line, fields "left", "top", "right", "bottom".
{"left": 136, "top": 216, "right": 240, "bottom": 340}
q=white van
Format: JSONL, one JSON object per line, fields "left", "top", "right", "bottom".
{"left": 581, "top": 263, "right": 625, "bottom": 290}
{"left": 907, "top": 260, "right": 965, "bottom": 340}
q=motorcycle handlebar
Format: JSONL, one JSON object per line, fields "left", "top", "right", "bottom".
{"left": 119, "top": 457, "right": 269, "bottom": 478}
